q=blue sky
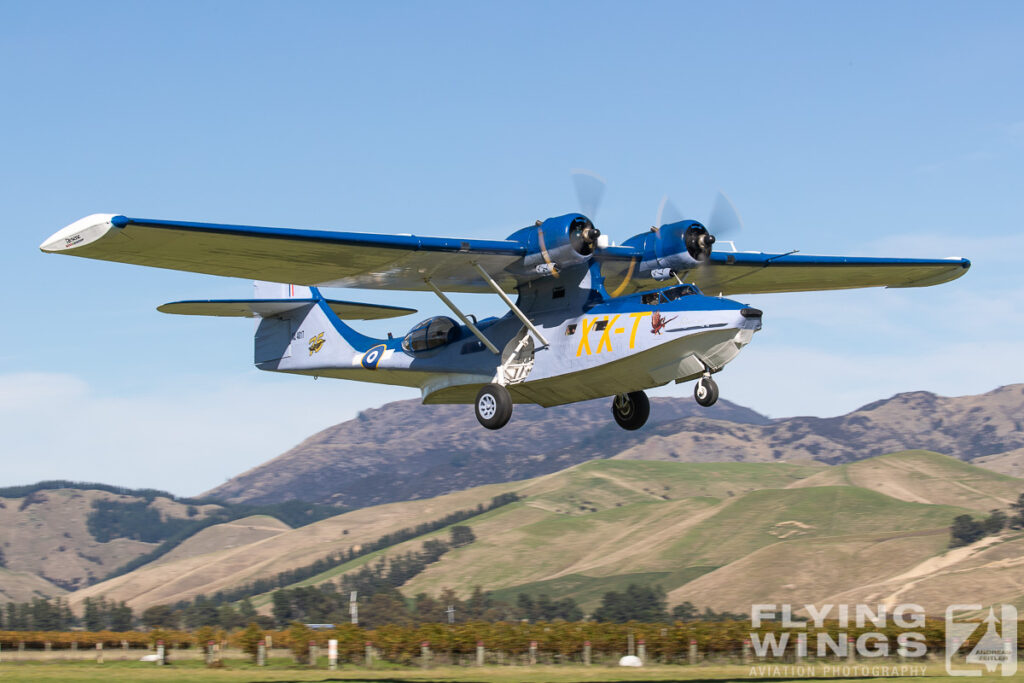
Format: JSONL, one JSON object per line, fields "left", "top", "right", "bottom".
{"left": 2, "top": 1, "right": 1021, "bottom": 496}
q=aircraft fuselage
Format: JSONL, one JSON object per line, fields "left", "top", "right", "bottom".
{"left": 259, "top": 263, "right": 761, "bottom": 408}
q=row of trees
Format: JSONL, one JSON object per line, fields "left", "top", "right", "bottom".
{"left": 2, "top": 597, "right": 135, "bottom": 632}
{"left": 3, "top": 598, "right": 77, "bottom": 631}
{"left": 0, "top": 585, "right": 743, "bottom": 633}
{"left": 271, "top": 536, "right": 453, "bottom": 627}
{"left": 5, "top": 619, "right": 992, "bottom": 658}
{"left": 268, "top": 583, "right": 739, "bottom": 629}
{"left": 140, "top": 597, "right": 261, "bottom": 631}
{"left": 592, "top": 585, "right": 744, "bottom": 623}
{"left": 949, "top": 493, "right": 1024, "bottom": 547}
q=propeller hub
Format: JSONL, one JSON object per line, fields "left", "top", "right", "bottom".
{"left": 570, "top": 216, "right": 600, "bottom": 256}
{"left": 684, "top": 223, "right": 715, "bottom": 261}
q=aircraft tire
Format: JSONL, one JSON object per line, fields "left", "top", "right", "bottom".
{"left": 612, "top": 390, "right": 650, "bottom": 430}
{"left": 694, "top": 376, "right": 719, "bottom": 407}
{"left": 475, "top": 383, "right": 513, "bottom": 430}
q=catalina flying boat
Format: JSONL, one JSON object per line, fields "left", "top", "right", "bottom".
{"left": 40, "top": 178, "right": 970, "bottom": 430}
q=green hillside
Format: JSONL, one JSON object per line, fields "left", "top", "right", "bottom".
{"left": 659, "top": 485, "right": 971, "bottom": 566}
{"left": 171, "top": 459, "right": 823, "bottom": 612}
{"left": 790, "top": 449, "right": 1022, "bottom": 510}
{"left": 75, "top": 451, "right": 1024, "bottom": 617}
{"left": 396, "top": 453, "right": 1021, "bottom": 612}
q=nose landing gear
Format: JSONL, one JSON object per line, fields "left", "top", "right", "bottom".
{"left": 694, "top": 374, "right": 719, "bottom": 407}
{"left": 612, "top": 390, "right": 650, "bottom": 430}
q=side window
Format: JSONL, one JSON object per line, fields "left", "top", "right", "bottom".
{"left": 565, "top": 324, "right": 577, "bottom": 335}
{"left": 642, "top": 293, "right": 659, "bottom": 305}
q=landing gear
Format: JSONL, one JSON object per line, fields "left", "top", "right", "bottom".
{"left": 612, "top": 390, "right": 650, "bottom": 430}
{"left": 694, "top": 375, "right": 719, "bottom": 407}
{"left": 475, "top": 383, "right": 513, "bottom": 430}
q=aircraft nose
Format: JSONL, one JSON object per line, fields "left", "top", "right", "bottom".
{"left": 737, "top": 307, "right": 762, "bottom": 332}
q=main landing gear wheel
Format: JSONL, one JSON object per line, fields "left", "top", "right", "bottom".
{"left": 694, "top": 376, "right": 719, "bottom": 407}
{"left": 475, "top": 383, "right": 513, "bottom": 430}
{"left": 611, "top": 390, "right": 650, "bottom": 430}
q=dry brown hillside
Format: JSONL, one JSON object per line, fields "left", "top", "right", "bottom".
{"left": 0, "top": 489, "right": 220, "bottom": 592}
{"left": 0, "top": 567, "right": 67, "bottom": 603}
{"left": 203, "top": 397, "right": 769, "bottom": 507}
{"left": 614, "top": 384, "right": 1024, "bottom": 465}
{"left": 68, "top": 482, "right": 517, "bottom": 612}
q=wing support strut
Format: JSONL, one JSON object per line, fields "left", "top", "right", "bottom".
{"left": 423, "top": 278, "right": 500, "bottom": 355}
{"left": 471, "top": 262, "right": 551, "bottom": 348}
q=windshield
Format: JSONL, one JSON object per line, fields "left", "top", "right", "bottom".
{"left": 660, "top": 285, "right": 698, "bottom": 302}
{"left": 401, "top": 316, "right": 458, "bottom": 354}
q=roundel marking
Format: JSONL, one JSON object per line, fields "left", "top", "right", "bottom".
{"left": 361, "top": 344, "right": 387, "bottom": 370}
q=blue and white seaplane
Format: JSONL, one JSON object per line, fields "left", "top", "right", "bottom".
{"left": 40, "top": 184, "right": 969, "bottom": 430}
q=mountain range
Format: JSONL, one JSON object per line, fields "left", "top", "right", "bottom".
{"left": 205, "top": 384, "right": 1024, "bottom": 507}
{"left": 2, "top": 383, "right": 1022, "bottom": 612}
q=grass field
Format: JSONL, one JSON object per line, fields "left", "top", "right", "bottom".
{"left": 0, "top": 660, "right": 1013, "bottom": 683}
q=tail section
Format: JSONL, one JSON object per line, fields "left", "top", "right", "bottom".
{"left": 255, "top": 299, "right": 365, "bottom": 367}
{"left": 157, "top": 280, "right": 413, "bottom": 370}
{"left": 250, "top": 284, "right": 386, "bottom": 369}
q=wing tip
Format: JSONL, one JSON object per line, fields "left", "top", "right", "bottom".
{"left": 40, "top": 213, "right": 121, "bottom": 253}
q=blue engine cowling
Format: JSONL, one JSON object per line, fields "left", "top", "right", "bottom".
{"left": 621, "top": 220, "right": 715, "bottom": 280}
{"left": 506, "top": 213, "right": 601, "bottom": 276}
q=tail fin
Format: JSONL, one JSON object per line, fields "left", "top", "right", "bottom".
{"left": 157, "top": 280, "right": 412, "bottom": 369}
{"left": 251, "top": 285, "right": 388, "bottom": 367}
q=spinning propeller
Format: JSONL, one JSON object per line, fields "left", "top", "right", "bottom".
{"left": 571, "top": 169, "right": 606, "bottom": 220}
{"left": 568, "top": 169, "right": 605, "bottom": 255}
{"left": 564, "top": 171, "right": 749, "bottom": 292}
{"left": 654, "top": 190, "right": 744, "bottom": 262}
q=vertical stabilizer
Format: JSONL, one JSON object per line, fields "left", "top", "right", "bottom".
{"left": 254, "top": 295, "right": 384, "bottom": 370}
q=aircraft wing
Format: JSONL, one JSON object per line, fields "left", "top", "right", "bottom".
{"left": 40, "top": 214, "right": 527, "bottom": 293}
{"left": 43, "top": 213, "right": 970, "bottom": 298}
{"left": 600, "top": 249, "right": 971, "bottom": 297}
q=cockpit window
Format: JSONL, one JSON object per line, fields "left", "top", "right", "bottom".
{"left": 641, "top": 293, "right": 660, "bottom": 305}
{"left": 402, "top": 316, "right": 459, "bottom": 354}
{"left": 660, "top": 285, "right": 698, "bottom": 302}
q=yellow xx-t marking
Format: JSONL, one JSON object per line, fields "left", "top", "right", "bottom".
{"left": 576, "top": 312, "right": 651, "bottom": 357}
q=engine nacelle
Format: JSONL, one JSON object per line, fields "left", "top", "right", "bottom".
{"left": 621, "top": 220, "right": 715, "bottom": 277}
{"left": 507, "top": 213, "right": 601, "bottom": 275}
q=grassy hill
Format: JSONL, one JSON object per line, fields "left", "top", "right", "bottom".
{"left": 71, "top": 450, "right": 1024, "bottom": 616}
{"left": 788, "top": 449, "right": 1023, "bottom": 508}
{"left": 397, "top": 455, "right": 981, "bottom": 609}
{"left": 155, "top": 515, "right": 292, "bottom": 565}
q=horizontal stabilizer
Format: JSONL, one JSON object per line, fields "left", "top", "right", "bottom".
{"left": 157, "top": 298, "right": 416, "bottom": 320}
